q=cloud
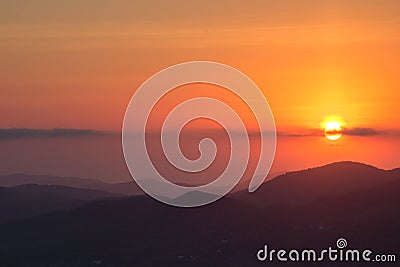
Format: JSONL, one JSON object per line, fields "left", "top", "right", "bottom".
{"left": 0, "top": 128, "right": 111, "bottom": 140}
{"left": 342, "top": 127, "right": 380, "bottom": 136}
{"left": 276, "top": 131, "right": 316, "bottom": 137}
{"left": 1, "top": 127, "right": 392, "bottom": 140}
{"left": 277, "top": 127, "right": 387, "bottom": 137}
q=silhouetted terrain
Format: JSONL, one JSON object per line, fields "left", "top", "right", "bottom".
{"left": 0, "top": 174, "right": 143, "bottom": 195}
{"left": 0, "top": 162, "right": 398, "bottom": 266}
{"left": 232, "top": 161, "right": 400, "bottom": 207}
{"left": 0, "top": 184, "right": 124, "bottom": 222}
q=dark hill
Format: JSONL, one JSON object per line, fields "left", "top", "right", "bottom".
{"left": 0, "top": 184, "right": 124, "bottom": 222}
{"left": 0, "top": 162, "right": 398, "bottom": 266}
{"left": 0, "top": 173, "right": 143, "bottom": 195}
{"left": 232, "top": 161, "right": 399, "bottom": 207}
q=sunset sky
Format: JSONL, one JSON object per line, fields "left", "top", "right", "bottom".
{"left": 0, "top": 0, "right": 399, "bottom": 180}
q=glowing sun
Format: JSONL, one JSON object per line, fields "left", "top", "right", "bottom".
{"left": 324, "top": 121, "right": 343, "bottom": 141}
{"left": 320, "top": 116, "right": 345, "bottom": 141}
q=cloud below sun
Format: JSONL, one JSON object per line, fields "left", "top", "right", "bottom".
{"left": 277, "top": 127, "right": 393, "bottom": 137}
{"left": 0, "top": 127, "right": 396, "bottom": 141}
{"left": 0, "top": 128, "right": 111, "bottom": 140}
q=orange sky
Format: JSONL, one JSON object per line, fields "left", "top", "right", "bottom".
{"left": 1, "top": 0, "right": 399, "bottom": 133}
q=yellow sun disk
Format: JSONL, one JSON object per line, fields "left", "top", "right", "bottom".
{"left": 325, "top": 132, "right": 342, "bottom": 141}
{"left": 324, "top": 121, "right": 342, "bottom": 141}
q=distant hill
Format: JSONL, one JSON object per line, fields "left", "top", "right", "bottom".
{"left": 171, "top": 190, "right": 220, "bottom": 206}
{"left": 0, "top": 161, "right": 398, "bottom": 266}
{"left": 0, "top": 174, "right": 144, "bottom": 195}
{"left": 0, "top": 184, "right": 124, "bottom": 222}
{"left": 231, "top": 161, "right": 400, "bottom": 207}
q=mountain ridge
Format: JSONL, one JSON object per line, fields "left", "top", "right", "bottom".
{"left": 0, "top": 161, "right": 398, "bottom": 266}
{"left": 0, "top": 173, "right": 143, "bottom": 195}
{"left": 0, "top": 184, "right": 125, "bottom": 223}
{"left": 232, "top": 161, "right": 399, "bottom": 207}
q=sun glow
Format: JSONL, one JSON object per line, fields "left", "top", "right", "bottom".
{"left": 321, "top": 116, "right": 345, "bottom": 141}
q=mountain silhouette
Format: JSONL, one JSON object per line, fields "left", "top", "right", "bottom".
{"left": 0, "top": 162, "right": 398, "bottom": 266}
{"left": 0, "top": 184, "right": 124, "bottom": 222}
{"left": 232, "top": 161, "right": 400, "bottom": 207}
{"left": 0, "top": 174, "right": 143, "bottom": 195}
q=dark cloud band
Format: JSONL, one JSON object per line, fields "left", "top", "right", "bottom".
{"left": 277, "top": 127, "right": 387, "bottom": 137}
{"left": 342, "top": 127, "right": 379, "bottom": 136}
{"left": 0, "top": 128, "right": 110, "bottom": 140}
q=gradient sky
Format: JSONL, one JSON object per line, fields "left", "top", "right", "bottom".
{"left": 1, "top": 0, "right": 399, "bottom": 132}
{"left": 0, "top": 1, "right": 399, "bottom": 181}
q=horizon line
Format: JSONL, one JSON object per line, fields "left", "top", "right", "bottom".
{"left": 2, "top": 126, "right": 400, "bottom": 140}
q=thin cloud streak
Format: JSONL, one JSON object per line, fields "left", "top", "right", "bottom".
{"left": 0, "top": 127, "right": 397, "bottom": 140}
{"left": 0, "top": 128, "right": 111, "bottom": 140}
{"left": 278, "top": 127, "right": 400, "bottom": 137}
{"left": 342, "top": 127, "right": 379, "bottom": 136}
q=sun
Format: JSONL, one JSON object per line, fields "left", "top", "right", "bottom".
{"left": 320, "top": 116, "right": 345, "bottom": 141}
{"left": 324, "top": 121, "right": 342, "bottom": 141}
